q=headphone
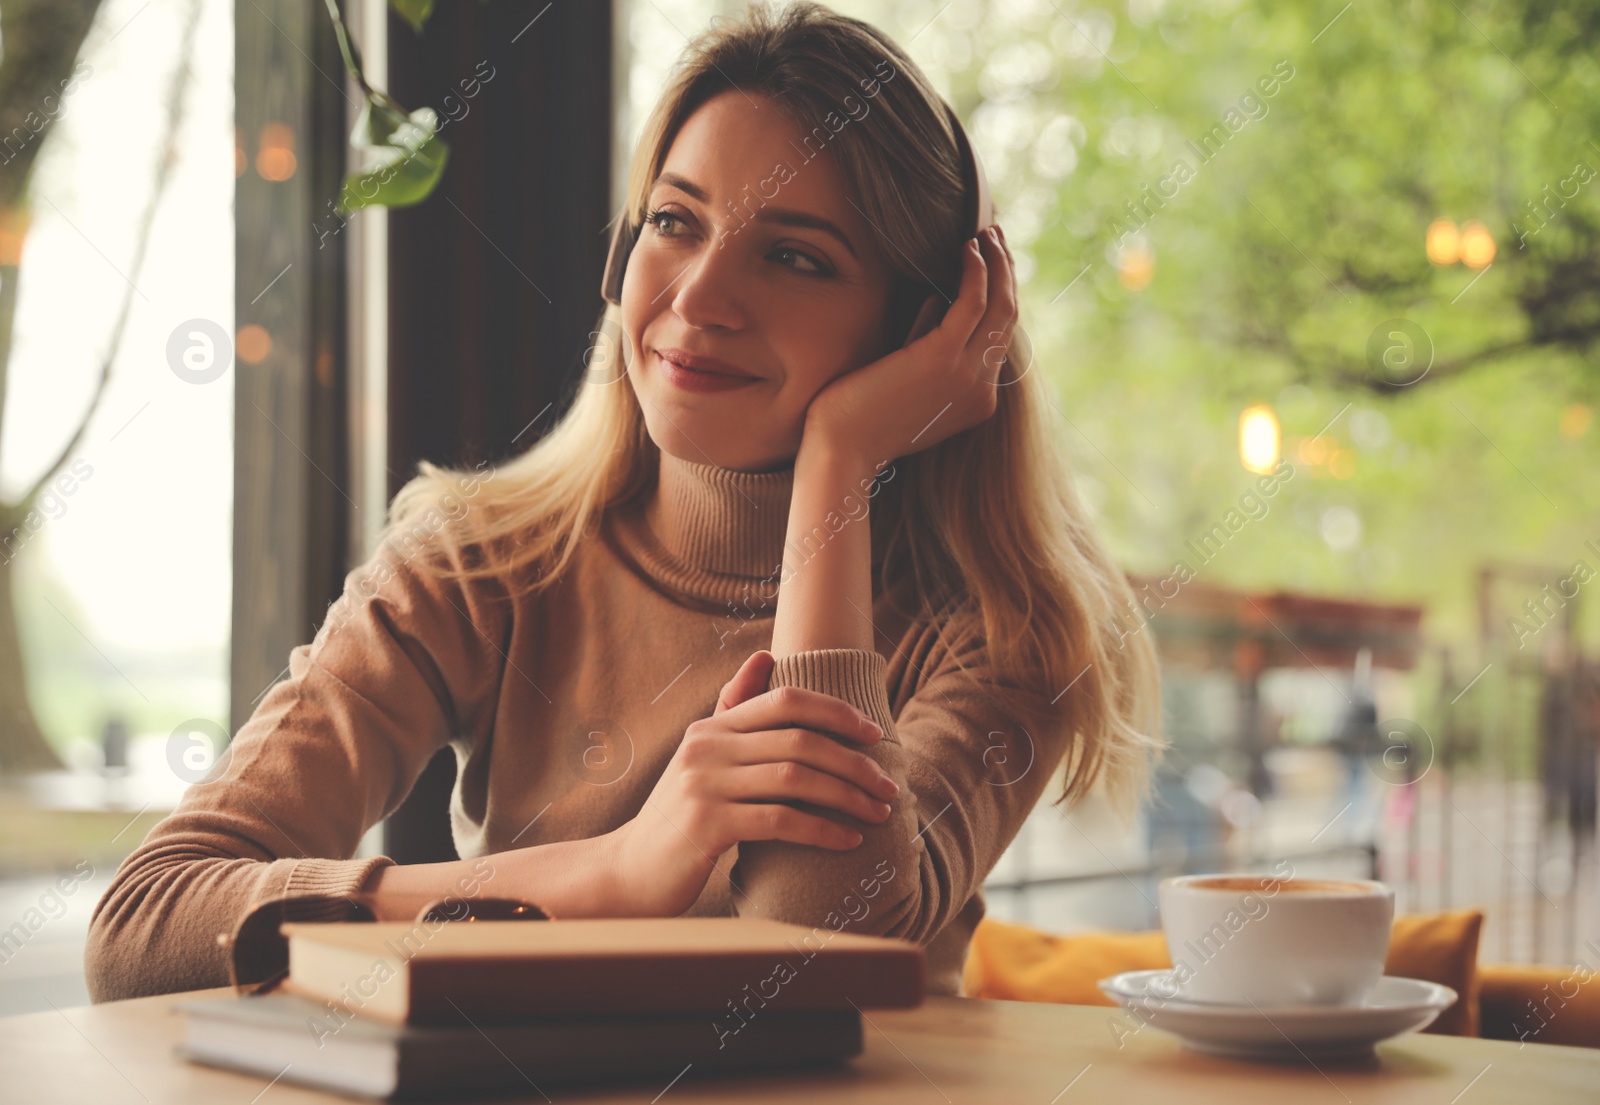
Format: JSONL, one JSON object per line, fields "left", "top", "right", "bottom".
{"left": 600, "top": 98, "right": 992, "bottom": 349}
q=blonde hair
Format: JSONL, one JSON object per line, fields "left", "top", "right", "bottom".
{"left": 383, "top": 1, "right": 1163, "bottom": 815}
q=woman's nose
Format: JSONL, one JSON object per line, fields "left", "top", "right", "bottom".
{"left": 670, "top": 239, "right": 747, "bottom": 330}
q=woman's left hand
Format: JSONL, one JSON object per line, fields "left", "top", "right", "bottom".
{"left": 803, "top": 224, "right": 1016, "bottom": 467}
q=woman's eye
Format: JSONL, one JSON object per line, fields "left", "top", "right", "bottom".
{"left": 647, "top": 209, "right": 829, "bottom": 277}
{"left": 771, "top": 246, "right": 829, "bottom": 276}
{"left": 647, "top": 209, "right": 685, "bottom": 236}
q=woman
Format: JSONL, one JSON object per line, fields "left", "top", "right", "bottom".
{"left": 85, "top": 1, "right": 1160, "bottom": 1002}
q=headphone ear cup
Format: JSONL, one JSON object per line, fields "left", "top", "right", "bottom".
{"left": 945, "top": 102, "right": 993, "bottom": 237}
{"left": 966, "top": 127, "right": 994, "bottom": 235}
{"left": 601, "top": 213, "right": 635, "bottom": 306}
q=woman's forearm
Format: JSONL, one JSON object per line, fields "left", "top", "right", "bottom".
{"left": 358, "top": 831, "right": 624, "bottom": 921}
{"left": 769, "top": 432, "right": 880, "bottom": 656}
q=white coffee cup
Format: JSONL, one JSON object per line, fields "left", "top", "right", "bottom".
{"left": 1156, "top": 873, "right": 1395, "bottom": 1007}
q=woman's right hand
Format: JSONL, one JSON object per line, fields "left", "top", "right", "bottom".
{"left": 602, "top": 649, "right": 901, "bottom": 918}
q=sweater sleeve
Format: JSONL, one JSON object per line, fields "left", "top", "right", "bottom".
{"left": 728, "top": 617, "right": 1072, "bottom": 948}
{"left": 84, "top": 521, "right": 513, "bottom": 1002}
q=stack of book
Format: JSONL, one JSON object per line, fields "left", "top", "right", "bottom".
{"left": 175, "top": 917, "right": 926, "bottom": 1100}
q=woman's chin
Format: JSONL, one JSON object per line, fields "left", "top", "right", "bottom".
{"left": 650, "top": 430, "right": 799, "bottom": 474}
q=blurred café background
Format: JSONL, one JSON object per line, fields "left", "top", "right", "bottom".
{"left": 1, "top": 0, "right": 1595, "bottom": 1015}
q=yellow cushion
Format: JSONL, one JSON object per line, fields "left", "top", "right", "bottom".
{"left": 1479, "top": 963, "right": 1600, "bottom": 1049}
{"left": 1386, "top": 909, "right": 1482, "bottom": 1037}
{"left": 963, "top": 908, "right": 1484, "bottom": 1037}
{"left": 962, "top": 918, "right": 1168, "bottom": 1006}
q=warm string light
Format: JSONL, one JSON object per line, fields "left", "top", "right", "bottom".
{"left": 236, "top": 324, "right": 272, "bottom": 363}
{"left": 1459, "top": 221, "right": 1495, "bottom": 267}
{"left": 0, "top": 207, "right": 29, "bottom": 266}
{"left": 256, "top": 122, "right": 296, "bottom": 181}
{"left": 1427, "top": 217, "right": 1494, "bottom": 269}
{"left": 1425, "top": 219, "right": 1459, "bottom": 264}
{"left": 1117, "top": 243, "right": 1155, "bottom": 291}
{"left": 1295, "top": 434, "right": 1355, "bottom": 479}
{"left": 1559, "top": 404, "right": 1592, "bottom": 439}
{"left": 1237, "top": 406, "right": 1358, "bottom": 480}
{"left": 1239, "top": 404, "right": 1280, "bottom": 474}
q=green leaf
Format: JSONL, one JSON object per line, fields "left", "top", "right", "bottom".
{"left": 337, "top": 102, "right": 449, "bottom": 214}
{"left": 389, "top": 0, "right": 433, "bottom": 33}
{"left": 350, "top": 95, "right": 410, "bottom": 150}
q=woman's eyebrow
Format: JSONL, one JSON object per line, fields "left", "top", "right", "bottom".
{"left": 652, "top": 171, "right": 859, "bottom": 260}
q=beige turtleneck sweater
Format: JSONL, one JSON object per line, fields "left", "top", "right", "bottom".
{"left": 84, "top": 451, "right": 1071, "bottom": 1003}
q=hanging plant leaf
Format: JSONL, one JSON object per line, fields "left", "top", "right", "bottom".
{"left": 337, "top": 98, "right": 449, "bottom": 215}
{"left": 351, "top": 94, "right": 410, "bottom": 150}
{"left": 389, "top": 0, "right": 435, "bottom": 33}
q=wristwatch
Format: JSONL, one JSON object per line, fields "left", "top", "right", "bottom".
{"left": 224, "top": 892, "right": 549, "bottom": 995}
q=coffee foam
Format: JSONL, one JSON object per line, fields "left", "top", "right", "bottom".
{"left": 1188, "top": 876, "right": 1377, "bottom": 894}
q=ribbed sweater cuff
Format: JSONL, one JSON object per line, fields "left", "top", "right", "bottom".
{"left": 284, "top": 853, "right": 397, "bottom": 902}
{"left": 229, "top": 855, "right": 397, "bottom": 993}
{"left": 768, "top": 647, "right": 897, "bottom": 741}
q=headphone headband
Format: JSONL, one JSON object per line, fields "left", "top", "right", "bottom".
{"left": 600, "top": 98, "right": 991, "bottom": 306}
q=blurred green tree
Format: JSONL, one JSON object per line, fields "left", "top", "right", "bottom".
{"left": 847, "top": 0, "right": 1599, "bottom": 645}
{"left": 0, "top": 0, "right": 199, "bottom": 772}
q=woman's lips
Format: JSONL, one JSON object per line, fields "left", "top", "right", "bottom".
{"left": 655, "top": 351, "right": 761, "bottom": 393}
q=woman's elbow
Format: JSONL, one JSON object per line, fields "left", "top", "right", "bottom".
{"left": 732, "top": 843, "right": 927, "bottom": 938}
{"left": 83, "top": 866, "right": 236, "bottom": 1003}
{"left": 84, "top": 905, "right": 145, "bottom": 1004}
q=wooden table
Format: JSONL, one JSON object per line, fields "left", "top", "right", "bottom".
{"left": 3, "top": 987, "right": 1595, "bottom": 1103}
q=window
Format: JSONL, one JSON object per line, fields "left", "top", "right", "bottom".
{"left": 0, "top": 0, "right": 232, "bottom": 1015}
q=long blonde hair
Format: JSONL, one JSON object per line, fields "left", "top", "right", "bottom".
{"left": 383, "top": 1, "right": 1163, "bottom": 815}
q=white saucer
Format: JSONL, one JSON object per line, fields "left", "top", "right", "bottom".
{"left": 1096, "top": 971, "right": 1458, "bottom": 1060}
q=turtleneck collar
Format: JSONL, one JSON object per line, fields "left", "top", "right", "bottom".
{"left": 605, "top": 449, "right": 796, "bottom": 609}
